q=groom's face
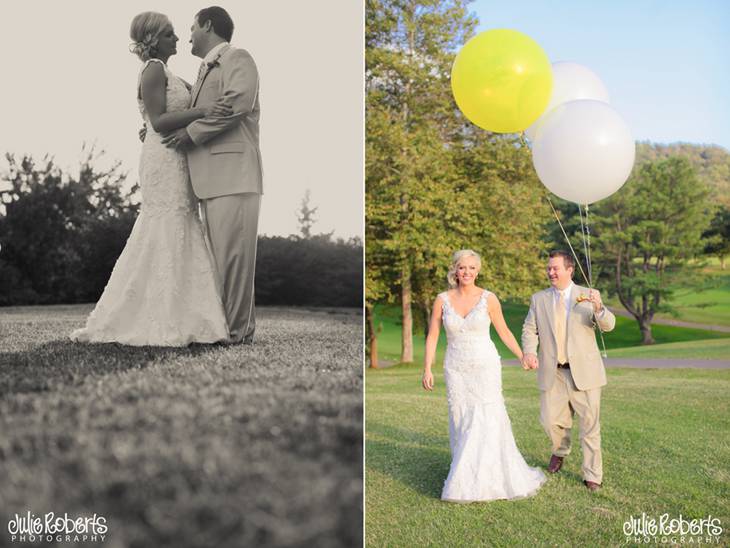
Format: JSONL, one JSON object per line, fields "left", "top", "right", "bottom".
{"left": 189, "top": 16, "right": 205, "bottom": 57}
{"left": 547, "top": 257, "right": 573, "bottom": 289}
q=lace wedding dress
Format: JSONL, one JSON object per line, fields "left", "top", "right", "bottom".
{"left": 439, "top": 289, "right": 547, "bottom": 502}
{"left": 70, "top": 59, "right": 229, "bottom": 346}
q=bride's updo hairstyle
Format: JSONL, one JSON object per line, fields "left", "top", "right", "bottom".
{"left": 130, "top": 12, "right": 170, "bottom": 62}
{"left": 447, "top": 249, "right": 482, "bottom": 288}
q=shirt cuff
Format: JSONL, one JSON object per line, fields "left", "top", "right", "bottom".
{"left": 596, "top": 307, "right": 606, "bottom": 319}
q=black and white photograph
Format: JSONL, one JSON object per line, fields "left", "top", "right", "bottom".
{"left": 0, "top": 2, "right": 363, "bottom": 546}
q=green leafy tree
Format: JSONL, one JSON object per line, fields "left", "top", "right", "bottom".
{"left": 366, "top": 0, "right": 477, "bottom": 363}
{"left": 703, "top": 206, "right": 730, "bottom": 269}
{"left": 367, "top": 0, "right": 553, "bottom": 363}
{"left": 591, "top": 157, "right": 714, "bottom": 344}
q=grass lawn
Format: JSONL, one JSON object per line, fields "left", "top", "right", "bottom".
{"left": 607, "top": 338, "right": 730, "bottom": 360}
{"left": 0, "top": 304, "right": 363, "bottom": 548}
{"left": 373, "top": 303, "right": 730, "bottom": 366}
{"left": 366, "top": 364, "right": 730, "bottom": 546}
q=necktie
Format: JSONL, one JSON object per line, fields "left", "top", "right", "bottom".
{"left": 195, "top": 62, "right": 207, "bottom": 84}
{"left": 191, "top": 62, "right": 207, "bottom": 105}
{"left": 555, "top": 291, "right": 567, "bottom": 364}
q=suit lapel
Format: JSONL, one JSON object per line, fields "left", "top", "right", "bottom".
{"left": 191, "top": 44, "right": 230, "bottom": 107}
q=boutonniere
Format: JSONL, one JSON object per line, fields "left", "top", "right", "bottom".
{"left": 206, "top": 60, "right": 220, "bottom": 70}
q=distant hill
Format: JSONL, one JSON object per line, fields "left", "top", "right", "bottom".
{"left": 635, "top": 142, "right": 730, "bottom": 207}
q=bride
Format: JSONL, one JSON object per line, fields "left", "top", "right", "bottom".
{"left": 422, "top": 249, "right": 546, "bottom": 502}
{"left": 71, "top": 12, "right": 231, "bottom": 346}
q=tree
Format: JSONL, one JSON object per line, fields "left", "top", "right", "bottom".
{"left": 297, "top": 189, "right": 318, "bottom": 239}
{"left": 367, "top": 0, "right": 554, "bottom": 364}
{"left": 0, "top": 147, "right": 138, "bottom": 305}
{"left": 703, "top": 206, "right": 730, "bottom": 269}
{"left": 366, "top": 0, "right": 477, "bottom": 363}
{"left": 591, "top": 157, "right": 714, "bottom": 344}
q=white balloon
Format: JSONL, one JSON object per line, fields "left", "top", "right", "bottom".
{"left": 525, "top": 62, "right": 610, "bottom": 140}
{"left": 532, "top": 100, "right": 635, "bottom": 204}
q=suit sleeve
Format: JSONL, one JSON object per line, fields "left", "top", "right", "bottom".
{"left": 186, "top": 49, "right": 259, "bottom": 145}
{"left": 521, "top": 295, "right": 539, "bottom": 355}
{"left": 596, "top": 307, "right": 616, "bottom": 332}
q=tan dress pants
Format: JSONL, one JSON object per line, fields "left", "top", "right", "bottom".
{"left": 540, "top": 367, "right": 603, "bottom": 483}
{"left": 201, "top": 193, "right": 261, "bottom": 344}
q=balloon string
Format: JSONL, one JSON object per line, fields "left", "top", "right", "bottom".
{"left": 577, "top": 204, "right": 592, "bottom": 287}
{"left": 544, "top": 193, "right": 589, "bottom": 284}
{"left": 577, "top": 202, "right": 608, "bottom": 357}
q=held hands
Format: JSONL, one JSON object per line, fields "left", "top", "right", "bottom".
{"left": 204, "top": 98, "right": 234, "bottom": 118}
{"left": 521, "top": 353, "right": 539, "bottom": 370}
{"left": 422, "top": 370, "right": 434, "bottom": 391}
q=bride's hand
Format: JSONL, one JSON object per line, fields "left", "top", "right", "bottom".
{"left": 422, "top": 370, "right": 434, "bottom": 391}
{"left": 204, "top": 99, "right": 233, "bottom": 118}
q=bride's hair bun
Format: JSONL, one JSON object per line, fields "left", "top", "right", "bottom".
{"left": 130, "top": 11, "right": 169, "bottom": 61}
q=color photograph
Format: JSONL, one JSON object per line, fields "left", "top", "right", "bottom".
{"left": 366, "top": 1, "right": 729, "bottom": 545}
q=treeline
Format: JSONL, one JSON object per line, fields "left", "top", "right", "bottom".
{"left": 0, "top": 151, "right": 362, "bottom": 308}
{"left": 366, "top": 0, "right": 729, "bottom": 362}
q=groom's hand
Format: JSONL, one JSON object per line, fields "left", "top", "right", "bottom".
{"left": 587, "top": 289, "right": 604, "bottom": 314}
{"left": 523, "top": 353, "right": 539, "bottom": 370}
{"left": 161, "top": 128, "right": 193, "bottom": 151}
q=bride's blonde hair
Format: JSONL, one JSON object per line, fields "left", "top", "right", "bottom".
{"left": 130, "top": 12, "right": 170, "bottom": 62}
{"left": 447, "top": 249, "right": 482, "bottom": 288}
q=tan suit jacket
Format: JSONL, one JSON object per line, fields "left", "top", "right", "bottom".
{"left": 186, "top": 44, "right": 263, "bottom": 198}
{"left": 521, "top": 284, "right": 615, "bottom": 392}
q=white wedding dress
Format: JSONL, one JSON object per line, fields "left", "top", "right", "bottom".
{"left": 439, "top": 289, "right": 546, "bottom": 502}
{"left": 70, "top": 59, "right": 229, "bottom": 346}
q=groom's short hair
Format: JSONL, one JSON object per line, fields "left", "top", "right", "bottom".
{"left": 197, "top": 6, "right": 234, "bottom": 41}
{"left": 549, "top": 250, "right": 574, "bottom": 273}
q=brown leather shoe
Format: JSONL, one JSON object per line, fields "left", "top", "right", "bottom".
{"left": 584, "top": 480, "right": 601, "bottom": 491}
{"left": 548, "top": 455, "right": 563, "bottom": 473}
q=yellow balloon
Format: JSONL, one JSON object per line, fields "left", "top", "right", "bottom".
{"left": 451, "top": 29, "right": 553, "bottom": 133}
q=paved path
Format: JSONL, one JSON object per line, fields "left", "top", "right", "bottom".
{"left": 372, "top": 358, "right": 730, "bottom": 370}
{"left": 607, "top": 307, "right": 730, "bottom": 333}
{"left": 501, "top": 359, "right": 730, "bottom": 370}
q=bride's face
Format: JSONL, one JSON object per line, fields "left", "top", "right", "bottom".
{"left": 456, "top": 257, "right": 479, "bottom": 286}
{"left": 156, "top": 22, "right": 178, "bottom": 59}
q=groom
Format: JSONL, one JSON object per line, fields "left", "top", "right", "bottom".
{"left": 163, "top": 6, "right": 263, "bottom": 345}
{"left": 521, "top": 250, "right": 615, "bottom": 491}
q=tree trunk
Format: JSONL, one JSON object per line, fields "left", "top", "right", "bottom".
{"left": 639, "top": 319, "right": 655, "bottom": 345}
{"left": 366, "top": 305, "right": 379, "bottom": 369}
{"left": 401, "top": 269, "right": 414, "bottom": 363}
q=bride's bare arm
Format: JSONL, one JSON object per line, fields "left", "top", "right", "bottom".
{"left": 140, "top": 62, "right": 230, "bottom": 134}
{"left": 487, "top": 292, "right": 524, "bottom": 362}
{"left": 422, "top": 296, "right": 443, "bottom": 391}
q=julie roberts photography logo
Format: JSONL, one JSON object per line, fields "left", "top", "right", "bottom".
{"left": 7, "top": 512, "right": 107, "bottom": 544}
{"left": 623, "top": 513, "right": 723, "bottom": 545}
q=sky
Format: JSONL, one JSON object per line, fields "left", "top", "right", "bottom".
{"left": 471, "top": 0, "right": 730, "bottom": 151}
{"left": 0, "top": 1, "right": 364, "bottom": 238}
